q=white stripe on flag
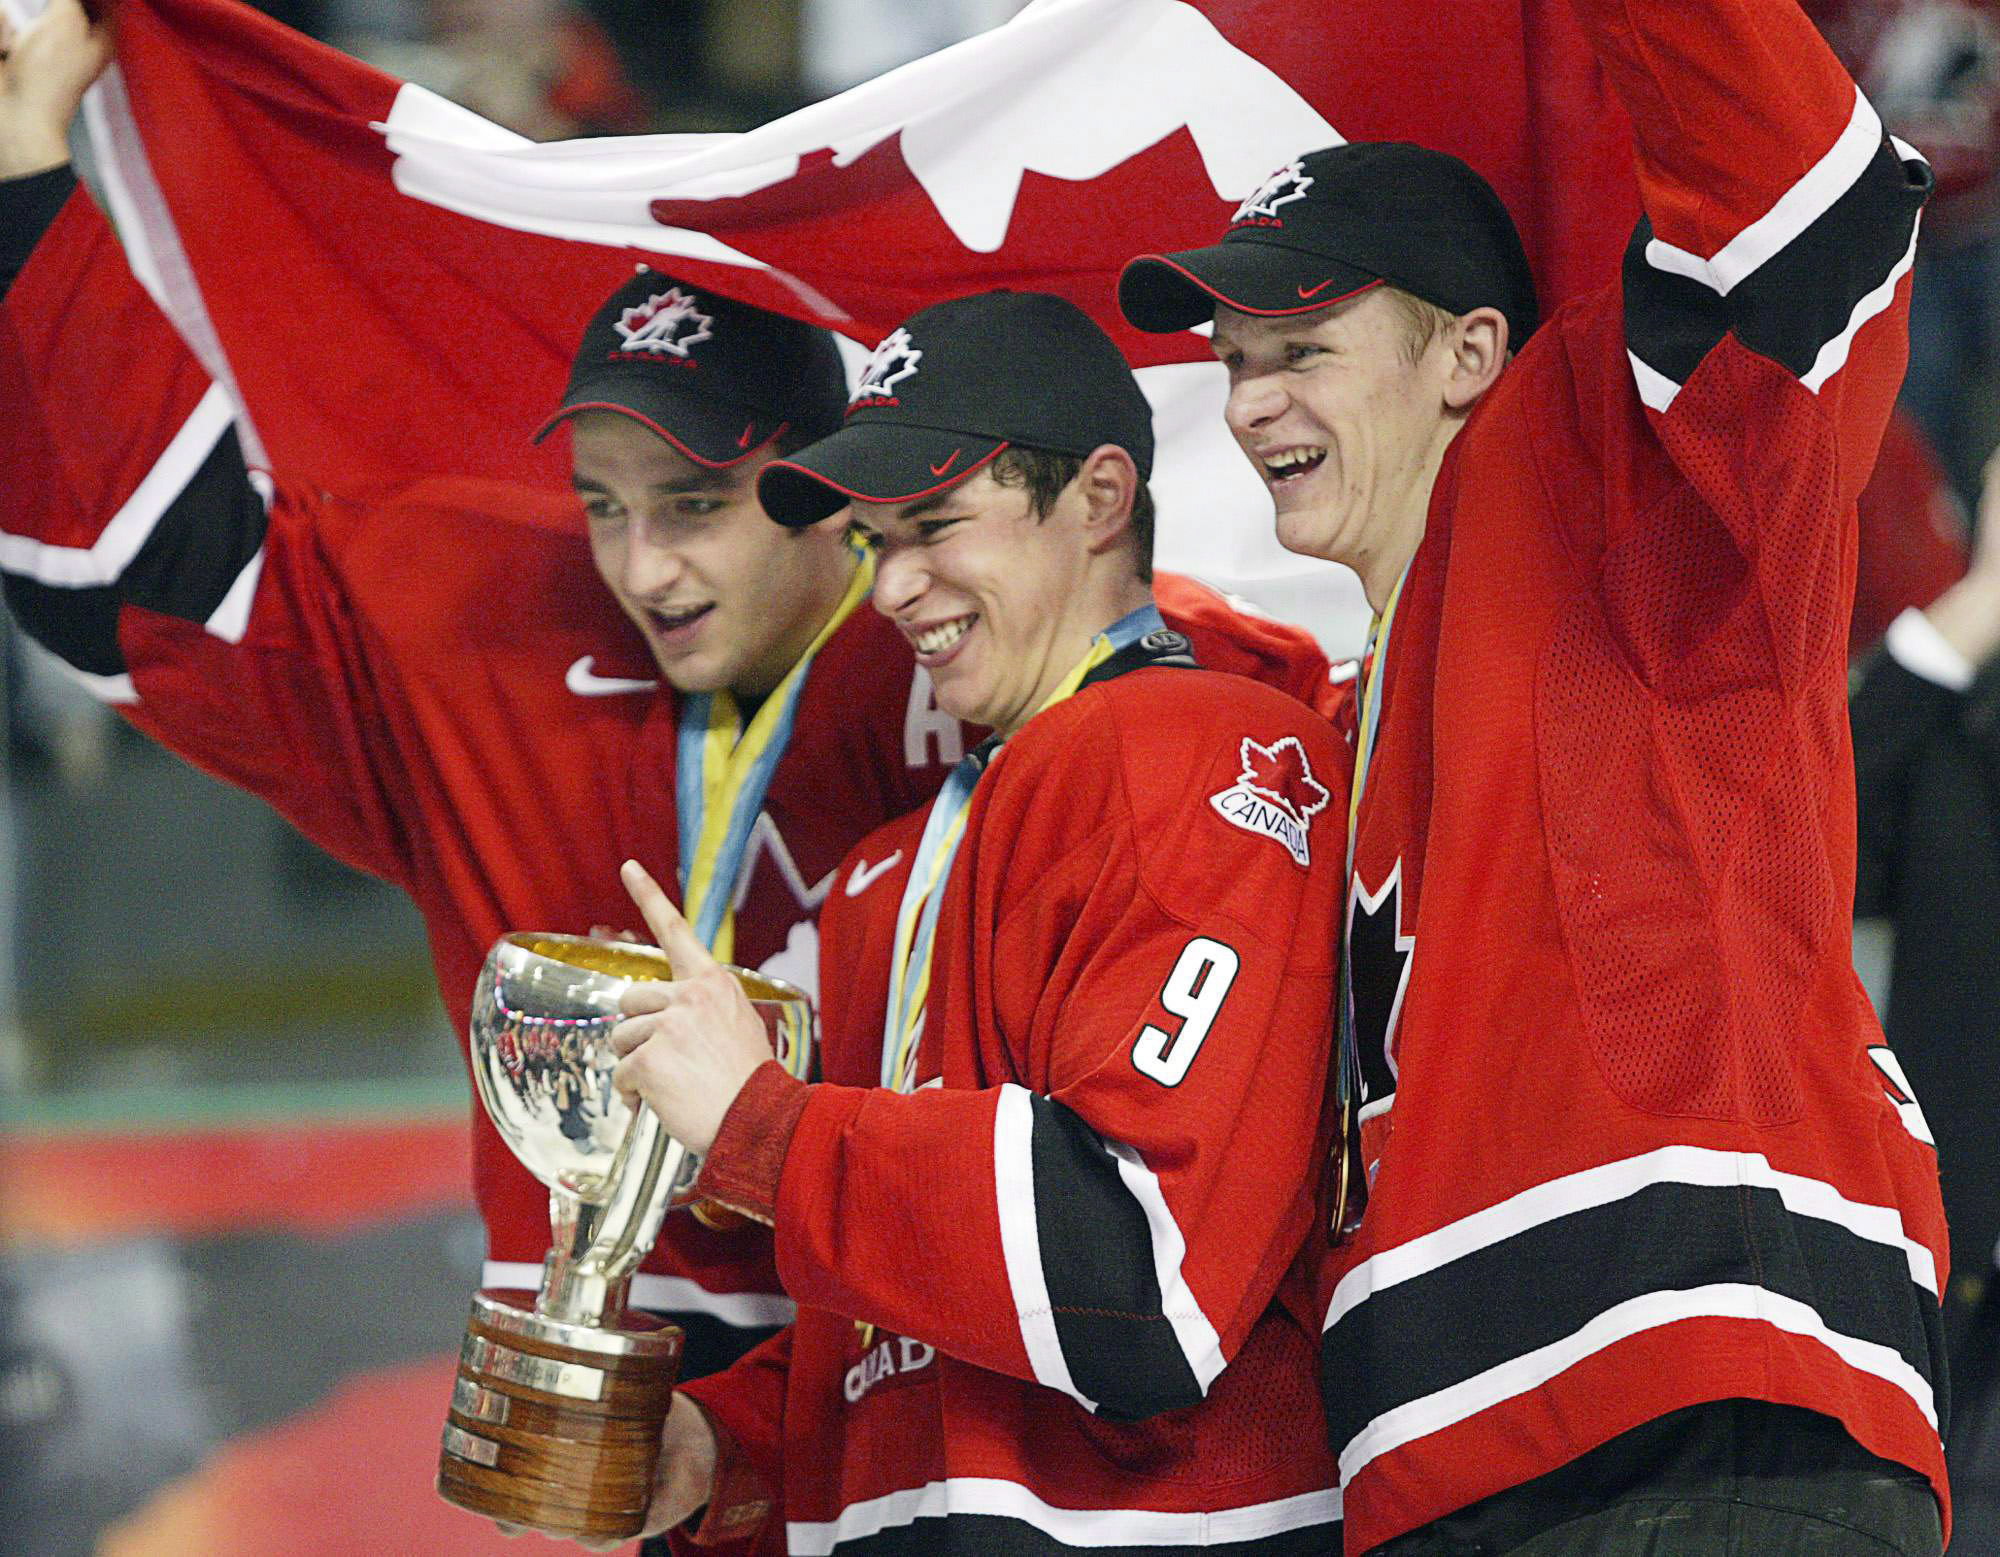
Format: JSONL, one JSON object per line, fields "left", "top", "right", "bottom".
{"left": 478, "top": 1260, "right": 795, "bottom": 1328}
{"left": 992, "top": 1084, "right": 1099, "bottom": 1412}
{"left": 82, "top": 65, "right": 270, "bottom": 469}
{"left": 1336, "top": 1282, "right": 1938, "bottom": 1488}
{"left": 787, "top": 1477, "right": 1341, "bottom": 1554}
{"left": 1105, "top": 1138, "right": 1227, "bottom": 1395}
{"left": 0, "top": 384, "right": 234, "bottom": 588}
{"left": 1642, "top": 86, "right": 1883, "bottom": 297}
{"left": 1324, "top": 1145, "right": 1938, "bottom": 1336}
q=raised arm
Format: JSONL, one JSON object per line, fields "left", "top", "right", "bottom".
{"left": 1, "top": 3, "right": 412, "bottom": 882}
{"left": 1583, "top": 0, "right": 1931, "bottom": 503}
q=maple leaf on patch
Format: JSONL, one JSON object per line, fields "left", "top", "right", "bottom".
{"left": 1238, "top": 735, "right": 1330, "bottom": 820}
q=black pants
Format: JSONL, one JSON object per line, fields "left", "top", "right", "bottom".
{"left": 1371, "top": 1400, "right": 1942, "bottom": 1556}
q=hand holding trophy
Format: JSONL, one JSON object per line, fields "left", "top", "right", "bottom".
{"left": 436, "top": 863, "right": 811, "bottom": 1543}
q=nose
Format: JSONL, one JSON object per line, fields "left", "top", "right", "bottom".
{"left": 1225, "top": 370, "right": 1287, "bottom": 436}
{"left": 620, "top": 521, "right": 685, "bottom": 601}
{"left": 871, "top": 538, "right": 929, "bottom": 620}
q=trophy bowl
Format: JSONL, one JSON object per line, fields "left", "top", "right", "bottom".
{"left": 438, "top": 932, "right": 812, "bottom": 1541}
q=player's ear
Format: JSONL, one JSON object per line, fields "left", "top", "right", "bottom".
{"left": 1443, "top": 306, "right": 1507, "bottom": 411}
{"left": 1076, "top": 444, "right": 1140, "bottom": 556}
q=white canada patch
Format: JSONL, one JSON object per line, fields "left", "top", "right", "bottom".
{"left": 851, "top": 326, "right": 923, "bottom": 403}
{"left": 614, "top": 288, "right": 714, "bottom": 357}
{"left": 1232, "top": 159, "right": 1313, "bottom": 223}
{"left": 1209, "top": 734, "right": 1330, "bottom": 866}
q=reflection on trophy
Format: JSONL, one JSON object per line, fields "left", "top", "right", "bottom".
{"left": 436, "top": 933, "right": 812, "bottom": 1541}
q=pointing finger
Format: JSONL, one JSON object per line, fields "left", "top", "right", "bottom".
{"left": 620, "top": 859, "right": 717, "bottom": 976}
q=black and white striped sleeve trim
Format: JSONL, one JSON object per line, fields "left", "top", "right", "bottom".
{"left": 0, "top": 382, "right": 269, "bottom": 702}
{"left": 1625, "top": 86, "right": 1933, "bottom": 412}
{"left": 1321, "top": 1145, "right": 1943, "bottom": 1487}
{"left": 992, "top": 1085, "right": 1225, "bottom": 1421}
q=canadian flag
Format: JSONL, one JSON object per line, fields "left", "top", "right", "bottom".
{"left": 32, "top": 0, "right": 1637, "bottom": 646}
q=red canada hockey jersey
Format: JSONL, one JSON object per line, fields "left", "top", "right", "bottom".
{"left": 1320, "top": 0, "right": 1951, "bottom": 1549}
{"left": 682, "top": 660, "right": 1352, "bottom": 1553}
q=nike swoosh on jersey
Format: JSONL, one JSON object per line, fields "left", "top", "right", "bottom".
{"left": 845, "top": 851, "right": 904, "bottom": 896}
{"left": 566, "top": 655, "right": 658, "bottom": 696}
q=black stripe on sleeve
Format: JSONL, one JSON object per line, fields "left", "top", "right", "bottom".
{"left": 1320, "top": 1178, "right": 1946, "bottom": 1458}
{"left": 1626, "top": 138, "right": 1933, "bottom": 390}
{"left": 1027, "top": 1093, "right": 1205, "bottom": 1421}
{"left": 117, "top": 424, "right": 267, "bottom": 622}
{"left": 2, "top": 425, "right": 266, "bottom": 678}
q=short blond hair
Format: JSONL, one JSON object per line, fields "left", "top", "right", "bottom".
{"left": 1384, "top": 287, "right": 1458, "bottom": 365}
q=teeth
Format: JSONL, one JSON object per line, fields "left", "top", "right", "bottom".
{"left": 915, "top": 617, "right": 973, "bottom": 655}
{"left": 1264, "top": 447, "right": 1326, "bottom": 475}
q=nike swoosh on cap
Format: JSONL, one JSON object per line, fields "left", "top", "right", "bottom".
{"left": 1296, "top": 277, "right": 1345, "bottom": 299}
{"left": 845, "top": 851, "right": 904, "bottom": 896}
{"left": 738, "top": 421, "right": 757, "bottom": 449}
{"left": 566, "top": 655, "right": 658, "bottom": 696}
{"left": 929, "top": 450, "right": 962, "bottom": 478}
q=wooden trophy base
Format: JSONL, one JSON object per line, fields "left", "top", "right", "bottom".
{"left": 437, "top": 1288, "right": 683, "bottom": 1541}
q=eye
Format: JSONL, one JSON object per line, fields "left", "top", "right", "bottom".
{"left": 675, "top": 497, "right": 726, "bottom": 518}
{"left": 845, "top": 520, "right": 881, "bottom": 552}
{"left": 916, "top": 518, "right": 962, "bottom": 542}
{"left": 580, "top": 498, "right": 623, "bottom": 527}
{"left": 1284, "top": 343, "right": 1325, "bottom": 368}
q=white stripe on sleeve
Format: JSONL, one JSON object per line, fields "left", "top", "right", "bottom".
{"left": 1105, "top": 1138, "right": 1227, "bottom": 1395}
{"left": 992, "top": 1083, "right": 1099, "bottom": 1412}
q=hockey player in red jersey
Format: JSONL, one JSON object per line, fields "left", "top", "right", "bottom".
{"left": 604, "top": 290, "right": 1351, "bottom": 1552}
{"left": 1119, "top": 0, "right": 1951, "bottom": 1552}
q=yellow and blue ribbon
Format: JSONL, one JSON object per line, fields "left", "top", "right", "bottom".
{"left": 676, "top": 548, "right": 875, "bottom": 1037}
{"left": 879, "top": 603, "right": 1166, "bottom": 1093}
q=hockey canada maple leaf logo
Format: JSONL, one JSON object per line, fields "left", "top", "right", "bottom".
{"left": 850, "top": 327, "right": 923, "bottom": 406}
{"left": 1210, "top": 734, "right": 1329, "bottom": 865}
{"left": 1231, "top": 159, "right": 1313, "bottom": 226}
{"left": 613, "top": 288, "right": 714, "bottom": 357}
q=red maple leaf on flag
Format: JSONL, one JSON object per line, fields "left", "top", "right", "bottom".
{"left": 1238, "top": 736, "right": 1330, "bottom": 821}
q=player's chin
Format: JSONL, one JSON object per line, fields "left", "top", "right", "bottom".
{"left": 1271, "top": 499, "right": 1343, "bottom": 563}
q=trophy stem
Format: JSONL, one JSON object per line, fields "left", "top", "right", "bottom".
{"left": 539, "top": 1112, "right": 689, "bottom": 1326}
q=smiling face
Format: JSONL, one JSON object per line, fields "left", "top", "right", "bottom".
{"left": 849, "top": 453, "right": 1149, "bottom": 736}
{"left": 570, "top": 410, "right": 855, "bottom": 699}
{"left": 1212, "top": 288, "right": 1489, "bottom": 610}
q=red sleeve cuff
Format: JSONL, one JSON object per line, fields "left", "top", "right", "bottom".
{"left": 698, "top": 1060, "right": 811, "bottom": 1225}
{"left": 676, "top": 1398, "right": 777, "bottom": 1549}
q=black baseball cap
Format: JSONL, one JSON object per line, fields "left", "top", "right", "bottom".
{"left": 535, "top": 269, "right": 847, "bottom": 466}
{"left": 1119, "top": 143, "right": 1539, "bottom": 346}
{"left": 757, "top": 290, "right": 1155, "bottom": 529}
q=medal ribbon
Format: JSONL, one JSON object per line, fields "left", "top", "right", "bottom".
{"left": 677, "top": 549, "right": 876, "bottom": 995}
{"left": 878, "top": 603, "right": 1167, "bottom": 1092}
{"left": 1333, "top": 568, "right": 1407, "bottom": 1233}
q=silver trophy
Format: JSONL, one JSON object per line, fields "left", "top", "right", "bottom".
{"left": 436, "top": 932, "right": 811, "bottom": 1542}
